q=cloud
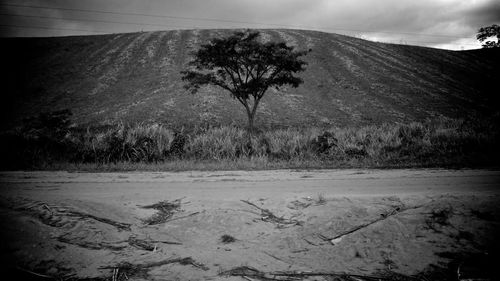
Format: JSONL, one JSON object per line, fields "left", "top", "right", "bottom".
{"left": 463, "top": 0, "right": 500, "bottom": 24}
{"left": 1, "top": 0, "right": 498, "bottom": 49}
{"left": 297, "top": 0, "right": 499, "bottom": 49}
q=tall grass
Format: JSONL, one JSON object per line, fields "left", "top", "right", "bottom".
{"left": 1, "top": 116, "right": 498, "bottom": 170}
{"left": 185, "top": 126, "right": 249, "bottom": 160}
{"left": 72, "top": 123, "right": 175, "bottom": 163}
{"left": 264, "top": 128, "right": 318, "bottom": 160}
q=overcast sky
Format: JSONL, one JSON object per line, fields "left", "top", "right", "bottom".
{"left": 1, "top": 0, "right": 499, "bottom": 50}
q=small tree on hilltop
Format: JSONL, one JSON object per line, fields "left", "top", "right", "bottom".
{"left": 181, "top": 30, "right": 308, "bottom": 132}
{"left": 477, "top": 24, "right": 500, "bottom": 48}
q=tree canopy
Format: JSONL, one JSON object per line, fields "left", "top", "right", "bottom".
{"left": 181, "top": 30, "right": 308, "bottom": 131}
{"left": 477, "top": 24, "right": 500, "bottom": 48}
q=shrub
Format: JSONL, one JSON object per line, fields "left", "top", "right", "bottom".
{"left": 169, "top": 131, "right": 187, "bottom": 157}
{"left": 310, "top": 131, "right": 338, "bottom": 154}
{"left": 0, "top": 110, "right": 77, "bottom": 167}
{"left": 22, "top": 109, "right": 73, "bottom": 140}
{"left": 69, "top": 123, "right": 175, "bottom": 163}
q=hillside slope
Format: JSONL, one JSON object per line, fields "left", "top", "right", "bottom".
{"left": 1, "top": 29, "right": 499, "bottom": 129}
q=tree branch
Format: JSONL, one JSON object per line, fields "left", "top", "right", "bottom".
{"left": 180, "top": 30, "right": 308, "bottom": 131}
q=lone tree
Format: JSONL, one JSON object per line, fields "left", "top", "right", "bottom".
{"left": 477, "top": 24, "right": 500, "bottom": 48}
{"left": 181, "top": 30, "right": 308, "bottom": 132}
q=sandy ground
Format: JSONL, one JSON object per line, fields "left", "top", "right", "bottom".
{"left": 0, "top": 169, "right": 499, "bottom": 280}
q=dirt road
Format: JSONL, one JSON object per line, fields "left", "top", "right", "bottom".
{"left": 1, "top": 169, "right": 499, "bottom": 280}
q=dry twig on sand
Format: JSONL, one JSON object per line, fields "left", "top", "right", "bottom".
{"left": 319, "top": 204, "right": 423, "bottom": 243}
{"left": 101, "top": 257, "right": 209, "bottom": 279}
{"left": 13, "top": 199, "right": 132, "bottom": 231}
{"left": 140, "top": 198, "right": 184, "bottom": 225}
{"left": 241, "top": 200, "right": 302, "bottom": 227}
{"left": 262, "top": 251, "right": 289, "bottom": 264}
{"left": 16, "top": 267, "right": 54, "bottom": 279}
{"left": 16, "top": 266, "right": 75, "bottom": 281}
{"left": 287, "top": 200, "right": 312, "bottom": 210}
{"left": 164, "top": 211, "right": 200, "bottom": 222}
{"left": 57, "top": 234, "right": 127, "bottom": 251}
{"left": 57, "top": 234, "right": 182, "bottom": 251}
{"left": 220, "top": 266, "right": 422, "bottom": 281}
{"left": 127, "top": 237, "right": 156, "bottom": 251}
{"left": 65, "top": 210, "right": 131, "bottom": 231}
{"left": 128, "top": 236, "right": 182, "bottom": 251}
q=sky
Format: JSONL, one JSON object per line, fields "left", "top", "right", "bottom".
{"left": 1, "top": 0, "right": 499, "bottom": 50}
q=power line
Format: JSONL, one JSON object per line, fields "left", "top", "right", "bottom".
{"left": 0, "top": 23, "right": 479, "bottom": 47}
{"left": 0, "top": 4, "right": 479, "bottom": 47}
{"left": 2, "top": 3, "right": 278, "bottom": 27}
{"left": 0, "top": 23, "right": 107, "bottom": 34}
{"left": 0, "top": 12, "right": 205, "bottom": 30}
{"left": 3, "top": 2, "right": 471, "bottom": 40}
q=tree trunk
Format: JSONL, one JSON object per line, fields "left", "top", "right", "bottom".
{"left": 248, "top": 97, "right": 262, "bottom": 134}
{"left": 247, "top": 111, "right": 255, "bottom": 134}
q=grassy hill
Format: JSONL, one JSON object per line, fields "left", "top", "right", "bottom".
{"left": 1, "top": 29, "right": 499, "bottom": 130}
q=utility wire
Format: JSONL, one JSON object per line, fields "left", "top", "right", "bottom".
{"left": 0, "top": 4, "right": 479, "bottom": 46}
{"left": 3, "top": 2, "right": 471, "bottom": 40}
{"left": 0, "top": 12, "right": 207, "bottom": 30}
{"left": 0, "top": 23, "right": 479, "bottom": 46}
{"left": 0, "top": 23, "right": 107, "bottom": 34}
